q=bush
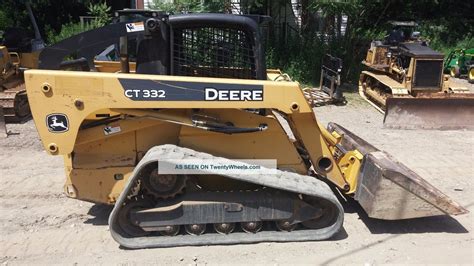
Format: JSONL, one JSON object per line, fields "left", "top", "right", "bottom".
{"left": 266, "top": 31, "right": 373, "bottom": 86}
{"left": 46, "top": 22, "right": 95, "bottom": 45}
{"left": 46, "top": 1, "right": 111, "bottom": 45}
{"left": 0, "top": 9, "right": 13, "bottom": 31}
{"left": 150, "top": 0, "right": 227, "bottom": 13}
{"left": 421, "top": 23, "right": 474, "bottom": 55}
{"left": 87, "top": 1, "right": 111, "bottom": 27}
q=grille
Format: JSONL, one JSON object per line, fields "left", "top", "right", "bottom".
{"left": 413, "top": 60, "right": 442, "bottom": 88}
{"left": 172, "top": 27, "right": 257, "bottom": 79}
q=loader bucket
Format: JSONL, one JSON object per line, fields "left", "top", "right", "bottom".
{"left": 0, "top": 107, "right": 6, "bottom": 138}
{"left": 328, "top": 122, "right": 468, "bottom": 220}
{"left": 384, "top": 96, "right": 474, "bottom": 130}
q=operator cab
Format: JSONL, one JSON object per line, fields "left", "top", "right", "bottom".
{"left": 384, "top": 21, "right": 424, "bottom": 46}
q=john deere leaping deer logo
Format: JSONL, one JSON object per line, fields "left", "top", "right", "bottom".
{"left": 46, "top": 114, "right": 69, "bottom": 133}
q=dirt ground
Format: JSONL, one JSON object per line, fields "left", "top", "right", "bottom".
{"left": 0, "top": 90, "right": 473, "bottom": 265}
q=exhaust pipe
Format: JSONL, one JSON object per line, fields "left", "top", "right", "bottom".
{"left": 25, "top": 1, "right": 45, "bottom": 51}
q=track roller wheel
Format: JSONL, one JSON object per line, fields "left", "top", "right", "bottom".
{"left": 213, "top": 223, "right": 235, "bottom": 235}
{"left": 241, "top": 221, "right": 263, "bottom": 233}
{"left": 185, "top": 224, "right": 206, "bottom": 235}
{"left": 117, "top": 197, "right": 153, "bottom": 237}
{"left": 159, "top": 225, "right": 181, "bottom": 236}
{"left": 275, "top": 220, "right": 298, "bottom": 232}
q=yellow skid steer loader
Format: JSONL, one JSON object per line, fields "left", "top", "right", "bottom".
{"left": 25, "top": 12, "right": 466, "bottom": 249}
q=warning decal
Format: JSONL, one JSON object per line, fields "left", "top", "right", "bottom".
{"left": 126, "top": 22, "right": 145, "bottom": 33}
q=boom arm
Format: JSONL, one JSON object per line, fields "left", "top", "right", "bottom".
{"left": 25, "top": 70, "right": 352, "bottom": 191}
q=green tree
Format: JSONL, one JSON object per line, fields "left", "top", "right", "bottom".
{"left": 46, "top": 1, "right": 111, "bottom": 44}
{"left": 149, "top": 0, "right": 228, "bottom": 13}
{"left": 269, "top": 0, "right": 474, "bottom": 84}
{"left": 87, "top": 1, "right": 111, "bottom": 27}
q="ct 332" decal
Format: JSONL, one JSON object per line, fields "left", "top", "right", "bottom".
{"left": 124, "top": 89, "right": 166, "bottom": 99}
{"left": 119, "top": 79, "right": 263, "bottom": 101}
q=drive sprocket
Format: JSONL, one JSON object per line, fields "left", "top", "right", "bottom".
{"left": 140, "top": 166, "right": 187, "bottom": 199}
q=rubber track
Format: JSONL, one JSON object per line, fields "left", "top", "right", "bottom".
{"left": 109, "top": 144, "right": 344, "bottom": 249}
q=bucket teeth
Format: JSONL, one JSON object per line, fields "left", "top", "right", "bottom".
{"left": 328, "top": 122, "right": 468, "bottom": 220}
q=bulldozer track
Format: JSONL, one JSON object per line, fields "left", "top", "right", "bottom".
{"left": 0, "top": 82, "right": 31, "bottom": 123}
{"left": 109, "top": 145, "right": 344, "bottom": 249}
{"left": 358, "top": 74, "right": 390, "bottom": 114}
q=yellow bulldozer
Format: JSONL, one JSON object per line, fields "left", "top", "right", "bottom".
{"left": 25, "top": 12, "right": 467, "bottom": 248}
{"left": 0, "top": 2, "right": 44, "bottom": 133}
{"left": 359, "top": 21, "right": 474, "bottom": 130}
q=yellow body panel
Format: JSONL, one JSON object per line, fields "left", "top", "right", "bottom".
{"left": 0, "top": 46, "right": 18, "bottom": 82}
{"left": 94, "top": 60, "right": 136, "bottom": 73}
{"left": 26, "top": 70, "right": 311, "bottom": 154}
{"left": 19, "top": 51, "right": 40, "bottom": 69}
{"left": 179, "top": 109, "right": 307, "bottom": 173}
{"left": 362, "top": 44, "right": 450, "bottom": 95}
{"left": 25, "top": 69, "right": 361, "bottom": 204}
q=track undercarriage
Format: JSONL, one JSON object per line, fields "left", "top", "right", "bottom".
{"left": 110, "top": 145, "right": 343, "bottom": 249}
{"left": 0, "top": 78, "right": 31, "bottom": 123}
{"left": 358, "top": 72, "right": 411, "bottom": 113}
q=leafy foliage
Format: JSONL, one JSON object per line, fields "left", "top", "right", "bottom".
{"left": 268, "top": 0, "right": 474, "bottom": 85}
{"left": 46, "top": 22, "right": 95, "bottom": 45}
{"left": 45, "top": 1, "right": 111, "bottom": 44}
{"left": 1, "top": 0, "right": 472, "bottom": 85}
{"left": 149, "top": 0, "right": 229, "bottom": 13}
{"left": 0, "top": 9, "right": 13, "bottom": 31}
{"left": 87, "top": 1, "right": 112, "bottom": 27}
{"left": 0, "top": 0, "right": 88, "bottom": 39}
